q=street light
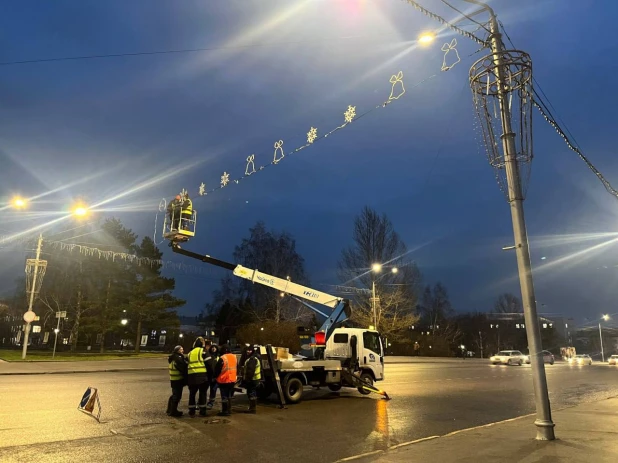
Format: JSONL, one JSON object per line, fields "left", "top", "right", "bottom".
{"left": 372, "top": 263, "right": 382, "bottom": 272}
{"left": 418, "top": 32, "right": 435, "bottom": 44}
{"left": 600, "top": 314, "right": 610, "bottom": 362}
{"left": 72, "top": 204, "right": 89, "bottom": 217}
{"left": 391, "top": 267, "right": 398, "bottom": 274}
{"left": 12, "top": 196, "right": 27, "bottom": 208}
{"left": 121, "top": 319, "right": 128, "bottom": 326}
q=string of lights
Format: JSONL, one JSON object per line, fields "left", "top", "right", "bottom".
{"left": 43, "top": 239, "right": 220, "bottom": 276}
{"left": 532, "top": 100, "right": 618, "bottom": 198}
{"left": 188, "top": 70, "right": 448, "bottom": 199}
{"left": 401, "top": 0, "right": 485, "bottom": 45}
{"left": 498, "top": 21, "right": 618, "bottom": 199}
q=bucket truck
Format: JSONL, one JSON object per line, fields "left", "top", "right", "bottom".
{"left": 169, "top": 241, "right": 390, "bottom": 404}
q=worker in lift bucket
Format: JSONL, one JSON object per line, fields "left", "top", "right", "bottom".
{"left": 241, "top": 345, "right": 262, "bottom": 414}
{"left": 180, "top": 193, "right": 193, "bottom": 230}
{"left": 167, "top": 195, "right": 182, "bottom": 231}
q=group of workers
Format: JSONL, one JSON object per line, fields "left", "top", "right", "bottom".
{"left": 167, "top": 337, "right": 262, "bottom": 417}
{"left": 166, "top": 193, "right": 193, "bottom": 232}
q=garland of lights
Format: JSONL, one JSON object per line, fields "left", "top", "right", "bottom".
{"left": 162, "top": 40, "right": 463, "bottom": 204}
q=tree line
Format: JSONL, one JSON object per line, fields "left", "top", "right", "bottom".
{"left": 204, "top": 205, "right": 565, "bottom": 356}
{"left": 2, "top": 218, "right": 184, "bottom": 352}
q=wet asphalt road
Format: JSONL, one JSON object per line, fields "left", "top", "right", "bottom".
{"left": 1, "top": 361, "right": 618, "bottom": 463}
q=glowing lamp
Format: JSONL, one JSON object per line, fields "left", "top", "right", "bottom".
{"left": 314, "top": 331, "right": 326, "bottom": 346}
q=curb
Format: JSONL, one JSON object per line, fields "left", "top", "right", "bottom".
{"left": 334, "top": 395, "right": 618, "bottom": 462}
{"left": 0, "top": 367, "right": 167, "bottom": 376}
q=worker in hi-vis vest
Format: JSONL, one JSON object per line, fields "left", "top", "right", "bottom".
{"left": 241, "top": 345, "right": 262, "bottom": 414}
{"left": 214, "top": 344, "right": 237, "bottom": 417}
{"left": 166, "top": 345, "right": 188, "bottom": 417}
{"left": 187, "top": 336, "right": 209, "bottom": 416}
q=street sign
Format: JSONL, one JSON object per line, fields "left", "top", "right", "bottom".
{"left": 78, "top": 386, "right": 102, "bottom": 422}
{"left": 23, "top": 311, "right": 36, "bottom": 323}
{"left": 56, "top": 311, "right": 67, "bottom": 318}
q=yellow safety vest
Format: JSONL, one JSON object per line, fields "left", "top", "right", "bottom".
{"left": 188, "top": 347, "right": 206, "bottom": 375}
{"left": 182, "top": 199, "right": 193, "bottom": 215}
{"left": 169, "top": 360, "right": 183, "bottom": 381}
{"left": 252, "top": 357, "right": 261, "bottom": 381}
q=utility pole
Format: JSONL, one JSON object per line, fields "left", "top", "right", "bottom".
{"left": 22, "top": 233, "right": 43, "bottom": 360}
{"left": 484, "top": 8, "right": 555, "bottom": 440}
{"left": 599, "top": 323, "right": 605, "bottom": 362}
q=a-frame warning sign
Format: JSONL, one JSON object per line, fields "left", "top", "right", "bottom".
{"left": 78, "top": 386, "right": 102, "bottom": 422}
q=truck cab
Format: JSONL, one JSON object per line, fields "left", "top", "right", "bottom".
{"left": 325, "top": 328, "right": 385, "bottom": 382}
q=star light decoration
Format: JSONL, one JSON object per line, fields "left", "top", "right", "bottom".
{"left": 344, "top": 105, "right": 356, "bottom": 123}
{"left": 221, "top": 172, "right": 230, "bottom": 187}
{"left": 307, "top": 127, "right": 318, "bottom": 144}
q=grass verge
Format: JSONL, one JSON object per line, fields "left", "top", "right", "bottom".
{"left": 0, "top": 350, "right": 165, "bottom": 362}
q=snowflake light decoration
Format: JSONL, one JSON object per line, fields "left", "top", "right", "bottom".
{"left": 307, "top": 127, "right": 318, "bottom": 144}
{"left": 344, "top": 105, "right": 356, "bottom": 123}
{"left": 221, "top": 172, "right": 230, "bottom": 187}
{"left": 199, "top": 183, "right": 206, "bottom": 196}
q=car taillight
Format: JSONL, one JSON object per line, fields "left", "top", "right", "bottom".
{"left": 314, "top": 331, "right": 326, "bottom": 346}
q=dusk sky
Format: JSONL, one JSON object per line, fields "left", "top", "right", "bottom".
{"left": 1, "top": 0, "right": 617, "bottom": 325}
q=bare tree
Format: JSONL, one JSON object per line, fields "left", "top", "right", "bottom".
{"left": 493, "top": 292, "right": 522, "bottom": 313}
{"left": 421, "top": 282, "right": 454, "bottom": 335}
{"left": 338, "top": 206, "right": 422, "bottom": 341}
{"left": 210, "top": 221, "right": 312, "bottom": 324}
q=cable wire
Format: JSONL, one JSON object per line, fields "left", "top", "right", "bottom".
{"left": 439, "top": 0, "right": 491, "bottom": 34}
{"left": 402, "top": 0, "right": 485, "bottom": 45}
{"left": 498, "top": 21, "right": 618, "bottom": 199}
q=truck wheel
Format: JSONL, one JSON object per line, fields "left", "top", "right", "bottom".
{"left": 358, "top": 372, "right": 373, "bottom": 395}
{"left": 284, "top": 377, "right": 304, "bottom": 404}
{"left": 328, "top": 384, "right": 342, "bottom": 392}
{"left": 257, "top": 381, "right": 273, "bottom": 400}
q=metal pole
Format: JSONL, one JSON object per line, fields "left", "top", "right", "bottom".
{"left": 53, "top": 314, "right": 61, "bottom": 359}
{"left": 486, "top": 12, "right": 555, "bottom": 440}
{"left": 599, "top": 323, "right": 605, "bottom": 362}
{"left": 22, "top": 233, "right": 43, "bottom": 360}
{"left": 372, "top": 280, "right": 376, "bottom": 328}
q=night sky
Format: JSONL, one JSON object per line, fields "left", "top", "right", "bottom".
{"left": 1, "top": 0, "right": 617, "bottom": 324}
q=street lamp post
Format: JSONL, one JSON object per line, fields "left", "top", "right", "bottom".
{"left": 52, "top": 311, "right": 66, "bottom": 359}
{"left": 600, "top": 314, "right": 610, "bottom": 362}
{"left": 370, "top": 264, "right": 397, "bottom": 329}
{"left": 466, "top": 0, "right": 555, "bottom": 440}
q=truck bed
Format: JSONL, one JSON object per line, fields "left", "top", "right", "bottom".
{"left": 277, "top": 358, "right": 343, "bottom": 372}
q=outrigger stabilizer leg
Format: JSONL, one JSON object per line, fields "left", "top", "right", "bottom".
{"left": 341, "top": 370, "right": 391, "bottom": 400}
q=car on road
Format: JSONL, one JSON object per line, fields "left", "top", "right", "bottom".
{"left": 608, "top": 355, "right": 618, "bottom": 365}
{"left": 490, "top": 350, "right": 525, "bottom": 366}
{"left": 568, "top": 354, "right": 592, "bottom": 366}
{"left": 524, "top": 350, "right": 555, "bottom": 365}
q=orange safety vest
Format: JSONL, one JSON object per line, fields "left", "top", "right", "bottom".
{"left": 217, "top": 353, "right": 237, "bottom": 384}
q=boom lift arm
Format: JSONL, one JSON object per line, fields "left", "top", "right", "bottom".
{"left": 170, "top": 243, "right": 351, "bottom": 339}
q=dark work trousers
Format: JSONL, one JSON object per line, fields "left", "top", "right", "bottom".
{"left": 218, "top": 382, "right": 235, "bottom": 401}
{"left": 188, "top": 382, "right": 208, "bottom": 411}
{"left": 207, "top": 382, "right": 218, "bottom": 405}
{"left": 245, "top": 380, "right": 260, "bottom": 400}
{"left": 170, "top": 381, "right": 184, "bottom": 404}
